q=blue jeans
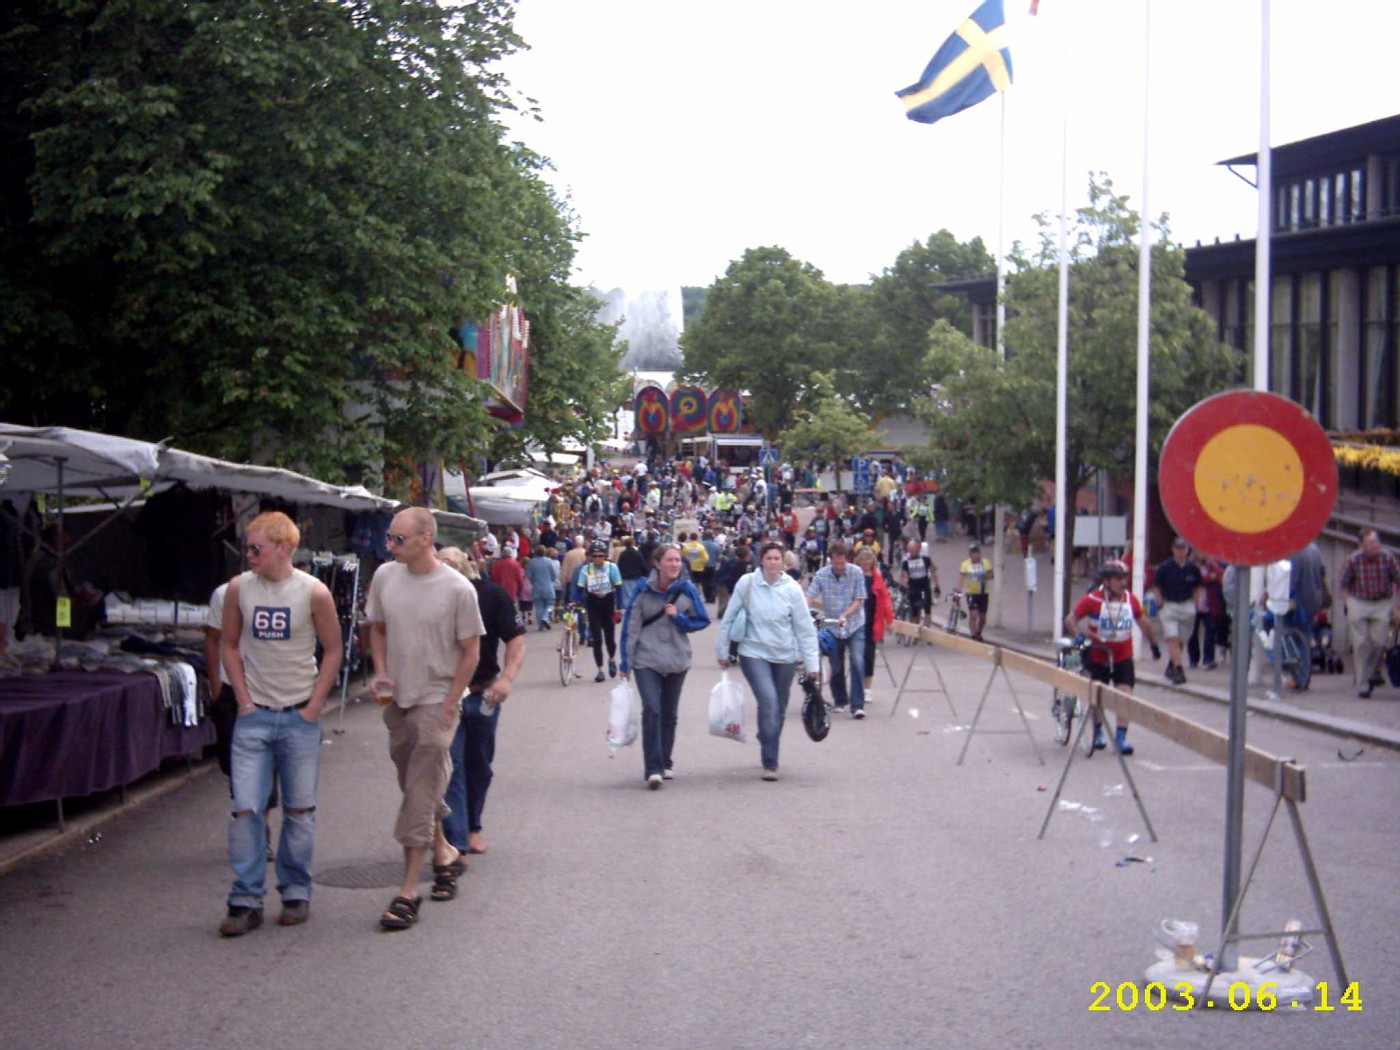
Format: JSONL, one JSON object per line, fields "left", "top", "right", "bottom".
{"left": 739, "top": 657, "right": 797, "bottom": 771}
{"left": 828, "top": 629, "right": 866, "bottom": 711}
{"left": 228, "top": 706, "right": 322, "bottom": 908}
{"left": 443, "top": 692, "right": 500, "bottom": 851}
{"left": 634, "top": 667, "right": 686, "bottom": 778}
{"left": 532, "top": 594, "right": 554, "bottom": 626}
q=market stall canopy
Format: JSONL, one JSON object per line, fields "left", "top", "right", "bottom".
{"left": 0, "top": 422, "right": 484, "bottom": 540}
{"left": 465, "top": 486, "right": 546, "bottom": 526}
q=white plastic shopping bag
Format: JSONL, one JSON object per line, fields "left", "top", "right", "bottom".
{"left": 607, "top": 680, "right": 639, "bottom": 754}
{"left": 708, "top": 670, "right": 747, "bottom": 743}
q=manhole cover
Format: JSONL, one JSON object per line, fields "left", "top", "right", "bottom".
{"left": 315, "top": 860, "right": 431, "bottom": 889}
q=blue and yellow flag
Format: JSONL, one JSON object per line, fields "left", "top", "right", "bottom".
{"left": 896, "top": 0, "right": 1012, "bottom": 126}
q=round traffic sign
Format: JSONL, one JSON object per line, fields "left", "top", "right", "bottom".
{"left": 1158, "top": 389, "right": 1337, "bottom": 566}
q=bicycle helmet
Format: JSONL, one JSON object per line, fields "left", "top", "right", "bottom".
{"left": 1099, "top": 558, "right": 1128, "bottom": 580}
{"left": 817, "top": 627, "right": 838, "bottom": 657}
{"left": 800, "top": 674, "right": 830, "bottom": 742}
{"left": 588, "top": 540, "right": 608, "bottom": 555}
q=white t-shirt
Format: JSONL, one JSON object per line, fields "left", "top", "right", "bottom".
{"left": 366, "top": 562, "right": 484, "bottom": 707}
{"left": 207, "top": 583, "right": 231, "bottom": 686}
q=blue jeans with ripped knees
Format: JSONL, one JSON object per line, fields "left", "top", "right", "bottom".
{"left": 227, "top": 706, "right": 321, "bottom": 909}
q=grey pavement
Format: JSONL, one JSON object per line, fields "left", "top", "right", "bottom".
{"left": 1, "top": 601, "right": 1398, "bottom": 1049}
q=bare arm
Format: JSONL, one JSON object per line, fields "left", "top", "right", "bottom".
{"left": 203, "top": 626, "right": 221, "bottom": 700}
{"left": 220, "top": 578, "right": 252, "bottom": 713}
{"left": 488, "top": 634, "right": 527, "bottom": 702}
{"left": 304, "top": 582, "right": 343, "bottom": 719}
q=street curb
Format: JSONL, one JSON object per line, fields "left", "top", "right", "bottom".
{"left": 985, "top": 632, "right": 1400, "bottom": 752}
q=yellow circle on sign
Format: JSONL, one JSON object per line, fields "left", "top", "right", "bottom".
{"left": 1193, "top": 425, "right": 1303, "bottom": 534}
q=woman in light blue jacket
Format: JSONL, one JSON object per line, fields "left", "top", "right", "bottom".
{"left": 716, "top": 541, "right": 821, "bottom": 780}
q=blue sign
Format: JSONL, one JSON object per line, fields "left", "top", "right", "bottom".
{"left": 759, "top": 448, "right": 779, "bottom": 467}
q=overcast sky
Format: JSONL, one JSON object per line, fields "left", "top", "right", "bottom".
{"left": 500, "top": 0, "right": 1400, "bottom": 292}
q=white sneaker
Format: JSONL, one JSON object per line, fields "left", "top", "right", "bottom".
{"left": 647, "top": 773, "right": 662, "bottom": 789}
{"left": 852, "top": 709, "right": 866, "bottom": 720}
{"left": 661, "top": 768, "right": 674, "bottom": 780}
{"left": 762, "top": 768, "right": 780, "bottom": 781}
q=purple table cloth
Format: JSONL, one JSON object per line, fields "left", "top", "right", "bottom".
{"left": 0, "top": 672, "right": 215, "bottom": 807}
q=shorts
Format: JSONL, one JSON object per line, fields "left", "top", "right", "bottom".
{"left": 1086, "top": 657, "right": 1135, "bottom": 689}
{"left": 907, "top": 579, "right": 932, "bottom": 615}
{"left": 1158, "top": 600, "right": 1196, "bottom": 640}
{"left": 384, "top": 702, "right": 459, "bottom": 848}
{"left": 967, "top": 593, "right": 989, "bottom": 613}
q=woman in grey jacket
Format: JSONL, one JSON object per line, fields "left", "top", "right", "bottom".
{"left": 620, "top": 544, "right": 711, "bottom": 788}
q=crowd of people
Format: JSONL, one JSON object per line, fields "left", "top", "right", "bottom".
{"left": 203, "top": 452, "right": 1398, "bottom": 938}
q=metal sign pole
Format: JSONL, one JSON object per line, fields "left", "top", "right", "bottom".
{"left": 1222, "top": 566, "right": 1253, "bottom": 971}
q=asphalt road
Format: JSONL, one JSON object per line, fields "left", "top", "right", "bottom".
{"left": 1, "top": 620, "right": 1396, "bottom": 1050}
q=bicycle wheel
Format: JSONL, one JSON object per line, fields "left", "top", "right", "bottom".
{"left": 1280, "top": 627, "right": 1312, "bottom": 691}
{"left": 1051, "top": 689, "right": 1075, "bottom": 746}
{"left": 559, "top": 625, "right": 576, "bottom": 687}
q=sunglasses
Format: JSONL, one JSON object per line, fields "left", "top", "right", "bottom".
{"left": 387, "top": 533, "right": 414, "bottom": 546}
{"left": 243, "top": 543, "right": 264, "bottom": 555}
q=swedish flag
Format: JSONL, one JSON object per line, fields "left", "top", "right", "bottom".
{"left": 896, "top": 0, "right": 1012, "bottom": 126}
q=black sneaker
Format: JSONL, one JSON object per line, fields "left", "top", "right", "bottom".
{"left": 219, "top": 905, "right": 264, "bottom": 937}
{"left": 594, "top": 670, "right": 606, "bottom": 683}
{"left": 608, "top": 659, "right": 618, "bottom": 678}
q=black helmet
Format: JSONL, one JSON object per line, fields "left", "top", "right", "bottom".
{"left": 801, "top": 674, "right": 830, "bottom": 742}
{"left": 588, "top": 540, "right": 608, "bottom": 555}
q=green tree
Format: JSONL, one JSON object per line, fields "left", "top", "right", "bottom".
{"left": 776, "top": 373, "right": 872, "bottom": 492}
{"left": 0, "top": 0, "right": 589, "bottom": 492}
{"left": 851, "top": 230, "right": 993, "bottom": 415}
{"left": 917, "top": 175, "right": 1236, "bottom": 616}
{"left": 681, "top": 246, "right": 846, "bottom": 438}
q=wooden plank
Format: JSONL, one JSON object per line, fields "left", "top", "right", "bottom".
{"left": 918, "top": 626, "right": 992, "bottom": 658}
{"left": 888, "top": 621, "right": 1308, "bottom": 802}
{"left": 1097, "top": 685, "right": 1306, "bottom": 802}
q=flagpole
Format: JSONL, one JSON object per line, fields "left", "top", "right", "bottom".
{"left": 1131, "top": 1, "right": 1152, "bottom": 650}
{"left": 992, "top": 90, "right": 1008, "bottom": 628}
{"left": 1052, "top": 6, "right": 1069, "bottom": 636}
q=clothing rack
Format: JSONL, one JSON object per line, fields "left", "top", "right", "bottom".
{"left": 308, "top": 552, "right": 361, "bottom": 734}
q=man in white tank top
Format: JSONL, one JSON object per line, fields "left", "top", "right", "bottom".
{"left": 216, "top": 511, "right": 342, "bottom": 937}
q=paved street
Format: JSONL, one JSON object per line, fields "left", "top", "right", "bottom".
{"left": 1, "top": 592, "right": 1397, "bottom": 1049}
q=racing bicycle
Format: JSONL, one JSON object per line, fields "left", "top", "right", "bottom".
{"left": 941, "top": 590, "right": 966, "bottom": 635}
{"left": 558, "top": 604, "right": 582, "bottom": 687}
{"left": 1051, "top": 635, "right": 1113, "bottom": 756}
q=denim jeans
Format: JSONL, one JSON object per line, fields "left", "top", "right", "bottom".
{"left": 443, "top": 691, "right": 499, "bottom": 851}
{"left": 634, "top": 667, "right": 686, "bottom": 778}
{"left": 828, "top": 629, "right": 866, "bottom": 710}
{"left": 739, "top": 656, "right": 798, "bottom": 770}
{"left": 532, "top": 594, "right": 554, "bottom": 626}
{"left": 228, "top": 706, "right": 321, "bottom": 908}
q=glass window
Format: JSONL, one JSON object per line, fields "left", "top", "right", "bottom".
{"left": 1364, "top": 267, "right": 1392, "bottom": 428}
{"left": 1270, "top": 279, "right": 1293, "bottom": 396}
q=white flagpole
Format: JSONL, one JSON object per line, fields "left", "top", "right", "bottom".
{"left": 1052, "top": 8, "right": 1069, "bottom": 633}
{"left": 1131, "top": 2, "right": 1152, "bottom": 635}
{"left": 992, "top": 90, "right": 1008, "bottom": 628}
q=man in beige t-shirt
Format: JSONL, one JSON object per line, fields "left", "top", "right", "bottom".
{"left": 368, "top": 507, "right": 483, "bottom": 930}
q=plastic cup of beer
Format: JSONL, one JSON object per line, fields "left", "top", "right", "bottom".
{"left": 373, "top": 681, "right": 394, "bottom": 706}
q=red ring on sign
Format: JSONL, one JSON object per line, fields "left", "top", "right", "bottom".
{"left": 1158, "top": 389, "right": 1337, "bottom": 566}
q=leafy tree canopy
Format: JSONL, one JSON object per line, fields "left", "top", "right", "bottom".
{"left": 915, "top": 175, "right": 1237, "bottom": 611}
{"left": 848, "top": 230, "right": 993, "bottom": 415}
{"left": 680, "top": 246, "right": 848, "bottom": 438}
{"left": 1, "top": 0, "right": 615, "bottom": 493}
{"left": 776, "top": 372, "right": 872, "bottom": 491}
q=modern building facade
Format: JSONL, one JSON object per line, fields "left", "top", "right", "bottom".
{"left": 1184, "top": 114, "right": 1400, "bottom": 434}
